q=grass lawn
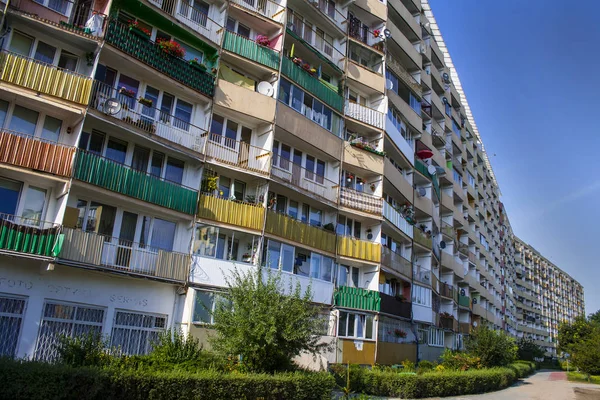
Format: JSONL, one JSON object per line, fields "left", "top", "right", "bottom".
{"left": 567, "top": 372, "right": 600, "bottom": 384}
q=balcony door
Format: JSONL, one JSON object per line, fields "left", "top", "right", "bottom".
{"left": 115, "top": 211, "right": 138, "bottom": 268}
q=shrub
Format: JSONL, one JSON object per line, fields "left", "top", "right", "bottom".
{"left": 56, "top": 331, "right": 111, "bottom": 367}
{"left": 517, "top": 337, "right": 545, "bottom": 361}
{"left": 416, "top": 360, "right": 436, "bottom": 374}
{"left": 509, "top": 361, "right": 536, "bottom": 378}
{"left": 440, "top": 349, "right": 482, "bottom": 371}
{"left": 465, "top": 326, "right": 517, "bottom": 368}
{"left": 0, "top": 358, "right": 335, "bottom": 400}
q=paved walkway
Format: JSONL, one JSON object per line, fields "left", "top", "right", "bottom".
{"left": 421, "top": 371, "right": 600, "bottom": 400}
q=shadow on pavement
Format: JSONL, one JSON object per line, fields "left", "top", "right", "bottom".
{"left": 574, "top": 387, "right": 600, "bottom": 400}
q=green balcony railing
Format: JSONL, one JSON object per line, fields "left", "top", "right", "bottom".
{"left": 74, "top": 150, "right": 198, "bottom": 215}
{"left": 222, "top": 31, "right": 280, "bottom": 70}
{"left": 458, "top": 294, "right": 471, "bottom": 308}
{"left": 334, "top": 286, "right": 381, "bottom": 312}
{"left": 105, "top": 20, "right": 214, "bottom": 97}
{"left": 0, "top": 214, "right": 63, "bottom": 258}
{"left": 281, "top": 57, "right": 344, "bottom": 112}
{"left": 415, "top": 159, "right": 440, "bottom": 199}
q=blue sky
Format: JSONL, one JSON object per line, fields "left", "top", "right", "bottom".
{"left": 429, "top": 0, "right": 600, "bottom": 315}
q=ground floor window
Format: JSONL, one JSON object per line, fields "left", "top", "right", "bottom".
{"left": 0, "top": 295, "right": 27, "bottom": 357}
{"left": 35, "top": 301, "right": 105, "bottom": 361}
{"left": 110, "top": 310, "right": 167, "bottom": 355}
{"left": 428, "top": 327, "right": 444, "bottom": 347}
{"left": 337, "top": 311, "right": 374, "bottom": 340}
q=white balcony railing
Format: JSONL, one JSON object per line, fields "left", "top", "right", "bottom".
{"left": 230, "top": 0, "right": 285, "bottom": 23}
{"left": 383, "top": 201, "right": 413, "bottom": 238}
{"left": 271, "top": 158, "right": 338, "bottom": 204}
{"left": 345, "top": 102, "right": 384, "bottom": 129}
{"left": 205, "top": 133, "right": 271, "bottom": 176}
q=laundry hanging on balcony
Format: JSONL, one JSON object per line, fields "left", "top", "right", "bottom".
{"left": 85, "top": 13, "right": 105, "bottom": 36}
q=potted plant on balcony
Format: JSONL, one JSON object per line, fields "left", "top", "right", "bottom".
{"left": 118, "top": 87, "right": 136, "bottom": 98}
{"left": 128, "top": 20, "right": 151, "bottom": 39}
{"left": 323, "top": 222, "right": 335, "bottom": 232}
{"left": 255, "top": 35, "right": 270, "bottom": 47}
{"left": 394, "top": 328, "right": 407, "bottom": 338}
{"left": 138, "top": 97, "right": 153, "bottom": 108}
{"left": 189, "top": 58, "right": 207, "bottom": 72}
{"left": 157, "top": 39, "right": 186, "bottom": 58}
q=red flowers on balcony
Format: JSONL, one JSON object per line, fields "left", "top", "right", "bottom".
{"left": 127, "top": 20, "right": 151, "bottom": 37}
{"left": 157, "top": 39, "right": 186, "bottom": 58}
{"left": 255, "top": 34, "right": 271, "bottom": 47}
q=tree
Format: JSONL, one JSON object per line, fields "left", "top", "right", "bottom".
{"left": 589, "top": 310, "right": 600, "bottom": 326}
{"left": 517, "top": 337, "right": 545, "bottom": 361}
{"left": 464, "top": 326, "right": 517, "bottom": 368}
{"left": 570, "top": 330, "right": 600, "bottom": 376}
{"left": 558, "top": 316, "right": 596, "bottom": 354}
{"left": 209, "top": 267, "right": 330, "bottom": 373}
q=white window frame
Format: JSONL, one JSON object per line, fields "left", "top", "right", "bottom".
{"left": 265, "top": 239, "right": 334, "bottom": 283}
{"left": 337, "top": 310, "right": 374, "bottom": 340}
{"left": 110, "top": 309, "right": 167, "bottom": 355}
{"left": 8, "top": 29, "right": 78, "bottom": 68}
{"left": 33, "top": 0, "right": 74, "bottom": 16}
{"left": 1, "top": 100, "right": 65, "bottom": 142}
{"left": 428, "top": 327, "right": 444, "bottom": 347}
{"left": 412, "top": 284, "right": 432, "bottom": 307}
{"left": 193, "top": 223, "right": 259, "bottom": 263}
{"left": 0, "top": 294, "right": 27, "bottom": 358}
{"left": 0, "top": 176, "right": 49, "bottom": 224}
{"left": 191, "top": 289, "right": 228, "bottom": 325}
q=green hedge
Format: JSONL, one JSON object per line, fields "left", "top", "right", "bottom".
{"left": 337, "top": 361, "right": 536, "bottom": 398}
{"left": 0, "top": 359, "right": 334, "bottom": 400}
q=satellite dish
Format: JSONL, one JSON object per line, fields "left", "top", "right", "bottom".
{"left": 472, "top": 298, "right": 478, "bottom": 304}
{"left": 440, "top": 241, "right": 446, "bottom": 249}
{"left": 442, "top": 96, "right": 449, "bottom": 104}
{"left": 442, "top": 72, "right": 450, "bottom": 83}
{"left": 417, "top": 187, "right": 426, "bottom": 197}
{"left": 427, "top": 165, "right": 437, "bottom": 175}
{"left": 383, "top": 28, "right": 391, "bottom": 38}
{"left": 103, "top": 98, "right": 122, "bottom": 115}
{"left": 460, "top": 288, "right": 466, "bottom": 296}
{"left": 385, "top": 79, "right": 393, "bottom": 90}
{"left": 257, "top": 81, "right": 274, "bottom": 97}
{"left": 473, "top": 321, "right": 478, "bottom": 327}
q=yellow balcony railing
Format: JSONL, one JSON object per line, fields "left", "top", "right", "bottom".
{"left": 197, "top": 194, "right": 265, "bottom": 231}
{"left": 265, "top": 211, "right": 336, "bottom": 254}
{"left": 337, "top": 235, "right": 381, "bottom": 263}
{"left": 0, "top": 50, "right": 92, "bottom": 105}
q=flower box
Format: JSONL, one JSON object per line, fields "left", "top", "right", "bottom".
{"left": 138, "top": 97, "right": 153, "bottom": 107}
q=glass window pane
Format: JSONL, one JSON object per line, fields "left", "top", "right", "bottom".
{"left": 0, "top": 178, "right": 22, "bottom": 216}
{"left": 89, "top": 202, "right": 116, "bottom": 238}
{"left": 237, "top": 23, "right": 251, "bottom": 38}
{"left": 21, "top": 186, "right": 46, "bottom": 224}
{"left": 266, "top": 240, "right": 281, "bottom": 269}
{"left": 365, "top": 315, "right": 373, "bottom": 339}
{"left": 218, "top": 176, "right": 230, "bottom": 198}
{"left": 225, "top": 120, "right": 238, "bottom": 145}
{"left": 150, "top": 152, "right": 164, "bottom": 177}
{"left": 281, "top": 243, "right": 294, "bottom": 273}
{"left": 117, "top": 74, "right": 140, "bottom": 108}
{"left": 58, "top": 51, "right": 78, "bottom": 72}
{"left": 138, "top": 216, "right": 151, "bottom": 248}
{"left": 320, "top": 256, "right": 333, "bottom": 282}
{"left": 165, "top": 158, "right": 184, "bottom": 184}
{"left": 150, "top": 219, "right": 176, "bottom": 251}
{"left": 40, "top": 116, "right": 62, "bottom": 142}
{"left": 288, "top": 200, "right": 298, "bottom": 219}
{"left": 215, "top": 234, "right": 226, "bottom": 259}
{"left": 131, "top": 146, "right": 150, "bottom": 172}
{"left": 9, "top": 105, "right": 39, "bottom": 135}
{"left": 210, "top": 114, "right": 224, "bottom": 136}
{"left": 291, "top": 85, "right": 303, "bottom": 112}
{"left": 338, "top": 311, "right": 347, "bottom": 336}
{"left": 194, "top": 225, "right": 217, "bottom": 257}
{"left": 0, "top": 99, "right": 9, "bottom": 128}
{"left": 347, "top": 313, "right": 355, "bottom": 337}
{"left": 105, "top": 138, "right": 127, "bottom": 163}
{"left": 9, "top": 31, "right": 33, "bottom": 56}
{"left": 192, "top": 291, "right": 213, "bottom": 323}
{"left": 88, "top": 131, "right": 105, "bottom": 154}
{"left": 338, "top": 265, "right": 348, "bottom": 287}
{"left": 174, "top": 99, "right": 193, "bottom": 130}
{"left": 34, "top": 41, "right": 56, "bottom": 64}
{"left": 309, "top": 208, "right": 322, "bottom": 227}
{"left": 278, "top": 79, "right": 291, "bottom": 105}
{"left": 310, "top": 253, "right": 321, "bottom": 279}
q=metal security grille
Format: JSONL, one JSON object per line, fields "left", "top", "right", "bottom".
{"left": 110, "top": 311, "right": 167, "bottom": 355}
{"left": 34, "top": 302, "right": 105, "bottom": 361}
{"left": 0, "top": 295, "right": 26, "bottom": 357}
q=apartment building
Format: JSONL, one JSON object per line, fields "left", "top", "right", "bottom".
{"left": 0, "top": 0, "right": 583, "bottom": 365}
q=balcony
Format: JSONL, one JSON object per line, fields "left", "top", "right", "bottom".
{"left": 204, "top": 133, "right": 271, "bottom": 176}
{"left": 440, "top": 315, "right": 457, "bottom": 330}
{"left": 197, "top": 194, "right": 265, "bottom": 231}
{"left": 90, "top": 81, "right": 206, "bottom": 152}
{"left": 104, "top": 20, "right": 214, "bottom": 97}
{"left": 440, "top": 283, "right": 454, "bottom": 300}
{"left": 340, "top": 187, "right": 383, "bottom": 215}
{"left": 353, "top": 0, "right": 387, "bottom": 20}
{"left": 386, "top": 53, "right": 420, "bottom": 96}
{"left": 347, "top": 61, "right": 385, "bottom": 94}
{"left": 459, "top": 322, "right": 471, "bottom": 334}
{"left": 337, "top": 235, "right": 381, "bottom": 263}
{"left": 344, "top": 102, "right": 384, "bottom": 130}
{"left": 8, "top": 0, "right": 107, "bottom": 39}
{"left": 73, "top": 150, "right": 198, "bottom": 215}
{"left": 229, "top": 0, "right": 285, "bottom": 23}
{"left": 441, "top": 221, "right": 454, "bottom": 238}
{"left": 60, "top": 228, "right": 190, "bottom": 282}
{"left": 271, "top": 158, "right": 338, "bottom": 204}
{"left": 0, "top": 129, "right": 75, "bottom": 177}
{"left": 215, "top": 79, "right": 276, "bottom": 122}
{"left": 413, "top": 228, "right": 432, "bottom": 249}
{"left": 344, "top": 144, "right": 384, "bottom": 175}
{"left": 384, "top": 158, "right": 413, "bottom": 200}
{"left": 380, "top": 293, "right": 411, "bottom": 319}
{"left": 281, "top": 57, "right": 344, "bottom": 112}
{"left": 381, "top": 246, "right": 412, "bottom": 279}
{"left": 334, "top": 286, "right": 380, "bottom": 312}
{"left": 0, "top": 50, "right": 92, "bottom": 105}
{"left": 0, "top": 214, "right": 63, "bottom": 259}
{"left": 264, "top": 210, "right": 336, "bottom": 254}
{"left": 457, "top": 241, "right": 469, "bottom": 256}
{"left": 222, "top": 30, "right": 280, "bottom": 70}
{"left": 413, "top": 266, "right": 432, "bottom": 287}
{"left": 458, "top": 294, "right": 471, "bottom": 309}
{"left": 383, "top": 202, "right": 413, "bottom": 238}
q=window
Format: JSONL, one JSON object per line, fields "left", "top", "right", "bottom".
{"left": 277, "top": 78, "right": 341, "bottom": 135}
{"left": 0, "top": 295, "right": 27, "bottom": 357}
{"left": 41, "top": 116, "right": 62, "bottom": 142}
{"left": 264, "top": 239, "right": 333, "bottom": 282}
{"left": 105, "top": 138, "right": 127, "bottom": 164}
{"left": 33, "top": 41, "right": 56, "bottom": 64}
{"left": 192, "top": 290, "right": 227, "bottom": 324}
{"left": 173, "top": 99, "right": 193, "bottom": 131}
{"left": 337, "top": 215, "right": 361, "bottom": 238}
{"left": 338, "top": 265, "right": 360, "bottom": 288}
{"left": 35, "top": 301, "right": 105, "bottom": 361}
{"left": 386, "top": 69, "right": 420, "bottom": 114}
{"left": 58, "top": 51, "right": 78, "bottom": 72}
{"left": 305, "top": 155, "right": 325, "bottom": 184}
{"left": 417, "top": 327, "right": 428, "bottom": 344}
{"left": 79, "top": 131, "right": 105, "bottom": 155}
{"left": 21, "top": 186, "right": 46, "bottom": 224}
{"left": 337, "top": 311, "right": 374, "bottom": 340}
{"left": 210, "top": 114, "right": 250, "bottom": 148}
{"left": 110, "top": 310, "right": 166, "bottom": 355}
{"left": 179, "top": 0, "right": 209, "bottom": 27}
{"left": 194, "top": 224, "right": 259, "bottom": 263}
{"left": 76, "top": 200, "right": 117, "bottom": 239}
{"left": 9, "top": 31, "right": 33, "bottom": 56}
{"left": 452, "top": 169, "right": 463, "bottom": 185}
{"left": 34, "top": 0, "right": 72, "bottom": 15}
{"left": 452, "top": 120, "right": 461, "bottom": 138}
{"left": 467, "top": 172, "right": 475, "bottom": 188}
{"left": 343, "top": 171, "right": 365, "bottom": 192}
{"left": 412, "top": 284, "right": 432, "bottom": 306}
{"left": 428, "top": 327, "right": 444, "bottom": 347}
{"left": 226, "top": 17, "right": 251, "bottom": 38}
{"left": 9, "top": 105, "right": 39, "bottom": 135}
{"left": 165, "top": 158, "right": 185, "bottom": 184}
